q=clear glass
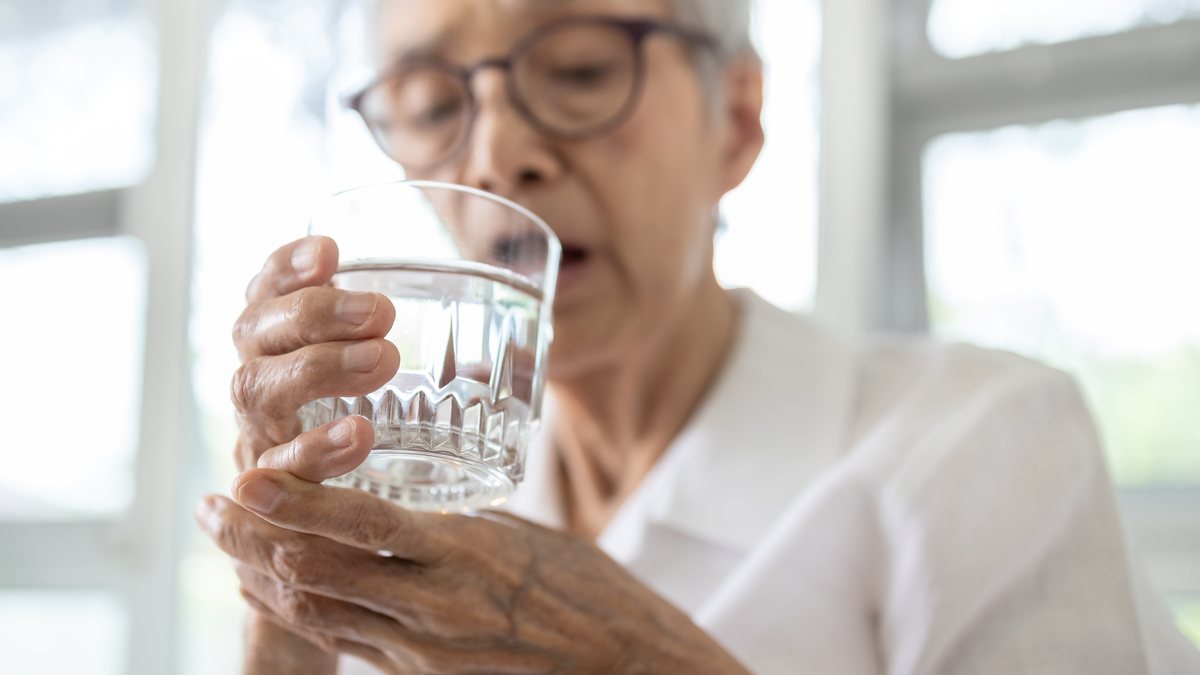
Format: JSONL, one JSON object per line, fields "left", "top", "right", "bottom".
{"left": 0, "top": 8, "right": 156, "bottom": 202}
{"left": 924, "top": 103, "right": 1200, "bottom": 486}
{"left": 0, "top": 237, "right": 147, "bottom": 519}
{"left": 928, "top": 0, "right": 1200, "bottom": 59}
{"left": 0, "top": 589, "right": 127, "bottom": 674}
{"left": 302, "top": 181, "right": 560, "bottom": 511}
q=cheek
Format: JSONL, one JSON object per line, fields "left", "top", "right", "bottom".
{"left": 590, "top": 87, "right": 718, "bottom": 287}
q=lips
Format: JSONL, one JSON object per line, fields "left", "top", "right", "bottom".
{"left": 555, "top": 244, "right": 591, "bottom": 293}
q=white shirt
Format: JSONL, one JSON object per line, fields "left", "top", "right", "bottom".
{"left": 348, "top": 290, "right": 1200, "bottom": 674}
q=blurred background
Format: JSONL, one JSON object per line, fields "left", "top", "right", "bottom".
{"left": 1, "top": 0, "right": 1199, "bottom": 672}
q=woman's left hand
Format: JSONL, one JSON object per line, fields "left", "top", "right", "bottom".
{"left": 196, "top": 425, "right": 748, "bottom": 674}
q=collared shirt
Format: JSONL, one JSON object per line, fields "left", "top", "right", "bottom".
{"left": 347, "top": 290, "right": 1200, "bottom": 674}
{"left": 507, "top": 289, "right": 1200, "bottom": 674}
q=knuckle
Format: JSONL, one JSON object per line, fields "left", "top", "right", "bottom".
{"left": 290, "top": 348, "right": 330, "bottom": 400}
{"left": 344, "top": 502, "right": 402, "bottom": 550}
{"left": 269, "top": 540, "right": 324, "bottom": 589}
{"left": 230, "top": 362, "right": 262, "bottom": 414}
{"left": 231, "top": 308, "right": 257, "bottom": 349}
{"left": 277, "top": 587, "right": 321, "bottom": 627}
{"left": 284, "top": 288, "right": 326, "bottom": 343}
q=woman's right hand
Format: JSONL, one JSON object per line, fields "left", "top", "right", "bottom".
{"left": 230, "top": 236, "right": 400, "bottom": 473}
{"left": 229, "top": 236, "right": 399, "bottom": 673}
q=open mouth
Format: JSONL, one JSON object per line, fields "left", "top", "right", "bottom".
{"left": 560, "top": 245, "right": 590, "bottom": 269}
{"left": 554, "top": 245, "right": 592, "bottom": 292}
{"left": 487, "top": 235, "right": 590, "bottom": 289}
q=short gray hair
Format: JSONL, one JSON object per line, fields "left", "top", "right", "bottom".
{"left": 671, "top": 0, "right": 756, "bottom": 59}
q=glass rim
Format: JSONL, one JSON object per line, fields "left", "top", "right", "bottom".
{"left": 310, "top": 179, "right": 562, "bottom": 301}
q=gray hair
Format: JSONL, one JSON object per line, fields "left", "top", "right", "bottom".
{"left": 670, "top": 0, "right": 757, "bottom": 60}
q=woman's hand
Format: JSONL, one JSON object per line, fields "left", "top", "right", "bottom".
{"left": 227, "top": 236, "right": 399, "bottom": 671}
{"left": 230, "top": 235, "right": 399, "bottom": 471}
{"left": 196, "top": 426, "right": 749, "bottom": 674}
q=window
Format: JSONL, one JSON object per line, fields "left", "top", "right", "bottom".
{"left": 924, "top": 104, "right": 1200, "bottom": 486}
{"left": 892, "top": 0, "right": 1200, "bottom": 646}
{"left": 0, "top": 237, "right": 148, "bottom": 519}
{"left": 928, "top": 0, "right": 1200, "bottom": 58}
{"left": 0, "top": 590, "right": 127, "bottom": 675}
{"left": 0, "top": 3, "right": 192, "bottom": 674}
{"left": 0, "top": 6, "right": 156, "bottom": 202}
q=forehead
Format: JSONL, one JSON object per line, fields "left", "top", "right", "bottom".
{"left": 375, "top": 0, "right": 676, "bottom": 62}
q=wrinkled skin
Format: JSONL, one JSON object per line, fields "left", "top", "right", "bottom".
{"left": 199, "top": 464, "right": 747, "bottom": 673}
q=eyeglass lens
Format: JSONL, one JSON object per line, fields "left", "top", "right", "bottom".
{"left": 358, "top": 21, "right": 642, "bottom": 167}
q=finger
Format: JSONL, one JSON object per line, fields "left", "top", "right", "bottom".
{"left": 231, "top": 338, "right": 400, "bottom": 426}
{"left": 256, "top": 416, "right": 374, "bottom": 483}
{"left": 197, "top": 496, "right": 440, "bottom": 619}
{"left": 249, "top": 606, "right": 400, "bottom": 675}
{"left": 236, "top": 564, "right": 402, "bottom": 648}
{"left": 242, "top": 591, "right": 396, "bottom": 673}
{"left": 246, "top": 236, "right": 339, "bottom": 304}
{"left": 240, "top": 568, "right": 523, "bottom": 675}
{"left": 234, "top": 286, "right": 396, "bottom": 360}
{"left": 229, "top": 470, "right": 455, "bottom": 564}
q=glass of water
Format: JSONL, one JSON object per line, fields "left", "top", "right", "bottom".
{"left": 300, "top": 181, "right": 560, "bottom": 512}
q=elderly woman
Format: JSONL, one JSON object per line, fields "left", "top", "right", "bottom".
{"left": 196, "top": 0, "right": 1200, "bottom": 673}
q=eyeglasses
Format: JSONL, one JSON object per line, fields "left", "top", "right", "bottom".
{"left": 345, "top": 16, "right": 719, "bottom": 169}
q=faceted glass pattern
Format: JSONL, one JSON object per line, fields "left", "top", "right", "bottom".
{"left": 301, "top": 182, "right": 558, "bottom": 512}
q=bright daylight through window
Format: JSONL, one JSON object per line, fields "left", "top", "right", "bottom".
{"left": 928, "top": 0, "right": 1200, "bottom": 58}
{"left": 0, "top": 237, "right": 148, "bottom": 519}
{"left": 925, "top": 103, "right": 1200, "bottom": 487}
{"left": 0, "top": 11, "right": 156, "bottom": 202}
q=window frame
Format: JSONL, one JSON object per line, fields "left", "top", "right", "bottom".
{"left": 877, "top": 0, "right": 1200, "bottom": 602}
{"left": 0, "top": 1, "right": 212, "bottom": 673}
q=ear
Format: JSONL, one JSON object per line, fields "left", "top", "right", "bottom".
{"left": 715, "top": 55, "right": 766, "bottom": 197}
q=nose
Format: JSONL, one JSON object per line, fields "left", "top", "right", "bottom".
{"left": 460, "top": 69, "right": 562, "bottom": 197}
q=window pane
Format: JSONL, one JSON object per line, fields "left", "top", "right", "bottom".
{"left": 716, "top": 0, "right": 820, "bottom": 311}
{"left": 928, "top": 0, "right": 1200, "bottom": 58}
{"left": 924, "top": 104, "right": 1200, "bottom": 486}
{"left": 0, "top": 237, "right": 147, "bottom": 518}
{"left": 0, "top": 5, "right": 156, "bottom": 202}
{"left": 0, "top": 589, "right": 127, "bottom": 674}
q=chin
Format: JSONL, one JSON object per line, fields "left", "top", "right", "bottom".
{"left": 545, "top": 312, "right": 635, "bottom": 381}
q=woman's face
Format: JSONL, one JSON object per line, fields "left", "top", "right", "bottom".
{"left": 374, "top": 0, "right": 763, "bottom": 377}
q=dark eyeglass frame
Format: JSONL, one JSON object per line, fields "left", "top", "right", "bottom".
{"left": 344, "top": 16, "right": 721, "bottom": 169}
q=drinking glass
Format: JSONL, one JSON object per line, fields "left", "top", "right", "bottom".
{"left": 300, "top": 181, "right": 560, "bottom": 512}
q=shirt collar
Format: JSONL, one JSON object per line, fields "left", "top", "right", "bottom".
{"left": 507, "top": 290, "right": 859, "bottom": 552}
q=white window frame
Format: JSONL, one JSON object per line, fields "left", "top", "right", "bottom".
{"left": 0, "top": 1, "right": 211, "bottom": 672}
{"left": 818, "top": 0, "right": 1200, "bottom": 602}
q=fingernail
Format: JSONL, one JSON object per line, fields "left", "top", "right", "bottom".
{"left": 337, "top": 292, "right": 378, "bottom": 325}
{"left": 328, "top": 417, "right": 357, "bottom": 448}
{"left": 344, "top": 341, "right": 381, "bottom": 373}
{"left": 291, "top": 240, "right": 319, "bottom": 273}
{"left": 237, "top": 478, "right": 286, "bottom": 514}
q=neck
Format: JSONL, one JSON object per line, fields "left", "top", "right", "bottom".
{"left": 549, "top": 274, "right": 738, "bottom": 539}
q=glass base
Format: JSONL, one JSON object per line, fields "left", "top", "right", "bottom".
{"left": 326, "top": 449, "right": 515, "bottom": 513}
